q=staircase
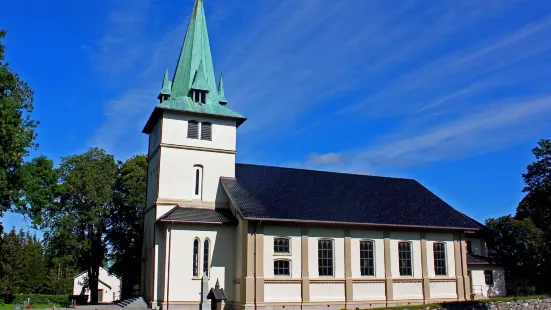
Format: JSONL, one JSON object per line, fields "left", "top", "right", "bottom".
{"left": 115, "top": 297, "right": 148, "bottom": 309}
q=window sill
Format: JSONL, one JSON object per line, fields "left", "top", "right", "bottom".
{"left": 273, "top": 253, "right": 292, "bottom": 256}
{"left": 191, "top": 277, "right": 204, "bottom": 281}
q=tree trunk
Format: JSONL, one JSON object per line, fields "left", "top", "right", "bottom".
{"left": 89, "top": 265, "right": 100, "bottom": 304}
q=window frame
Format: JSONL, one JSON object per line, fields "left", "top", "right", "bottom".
{"left": 273, "top": 259, "right": 291, "bottom": 277}
{"left": 398, "top": 241, "right": 413, "bottom": 276}
{"left": 484, "top": 270, "right": 494, "bottom": 285}
{"left": 187, "top": 120, "right": 199, "bottom": 139}
{"left": 192, "top": 238, "right": 200, "bottom": 277}
{"left": 273, "top": 237, "right": 291, "bottom": 254}
{"left": 318, "top": 239, "right": 334, "bottom": 277}
{"left": 193, "top": 165, "right": 203, "bottom": 200}
{"left": 433, "top": 242, "right": 447, "bottom": 276}
{"left": 203, "top": 238, "right": 210, "bottom": 277}
{"left": 360, "top": 239, "right": 375, "bottom": 277}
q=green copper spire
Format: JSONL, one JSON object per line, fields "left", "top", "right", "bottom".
{"left": 217, "top": 74, "right": 228, "bottom": 104}
{"left": 191, "top": 60, "right": 209, "bottom": 91}
{"left": 171, "top": 0, "right": 216, "bottom": 99}
{"left": 159, "top": 67, "right": 172, "bottom": 98}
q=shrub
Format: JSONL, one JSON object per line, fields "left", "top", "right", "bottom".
{"left": 6, "top": 294, "right": 69, "bottom": 305}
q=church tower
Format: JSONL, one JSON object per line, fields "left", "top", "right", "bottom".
{"left": 141, "top": 0, "right": 245, "bottom": 302}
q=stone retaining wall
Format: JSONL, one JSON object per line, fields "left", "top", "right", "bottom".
{"left": 438, "top": 298, "right": 551, "bottom": 310}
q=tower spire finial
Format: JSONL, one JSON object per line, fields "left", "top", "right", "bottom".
{"left": 218, "top": 73, "right": 228, "bottom": 105}
{"left": 158, "top": 67, "right": 172, "bottom": 101}
{"left": 170, "top": 0, "right": 216, "bottom": 99}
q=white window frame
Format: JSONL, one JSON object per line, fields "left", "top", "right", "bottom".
{"left": 193, "top": 165, "right": 204, "bottom": 200}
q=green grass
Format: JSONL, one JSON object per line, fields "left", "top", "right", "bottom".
{"left": 0, "top": 304, "right": 62, "bottom": 310}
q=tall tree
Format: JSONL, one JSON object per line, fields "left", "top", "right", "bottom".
{"left": 0, "top": 30, "right": 38, "bottom": 227}
{"left": 516, "top": 139, "right": 551, "bottom": 232}
{"left": 108, "top": 155, "right": 147, "bottom": 299}
{"left": 36, "top": 148, "right": 117, "bottom": 304}
{"left": 486, "top": 216, "right": 545, "bottom": 295}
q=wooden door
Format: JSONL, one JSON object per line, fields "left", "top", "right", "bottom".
{"left": 97, "top": 289, "right": 104, "bottom": 302}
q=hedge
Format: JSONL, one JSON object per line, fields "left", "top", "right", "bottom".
{"left": 2, "top": 294, "right": 69, "bottom": 305}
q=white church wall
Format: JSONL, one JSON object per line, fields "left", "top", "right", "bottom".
{"left": 73, "top": 267, "right": 121, "bottom": 303}
{"left": 390, "top": 232, "right": 422, "bottom": 278}
{"left": 158, "top": 147, "right": 235, "bottom": 202}
{"left": 156, "top": 204, "right": 176, "bottom": 220}
{"left": 263, "top": 226, "right": 302, "bottom": 279}
{"left": 161, "top": 112, "right": 237, "bottom": 151}
{"left": 308, "top": 228, "right": 345, "bottom": 279}
{"left": 264, "top": 281, "right": 302, "bottom": 302}
{"left": 352, "top": 281, "right": 386, "bottom": 301}
{"left": 165, "top": 224, "right": 236, "bottom": 302}
{"left": 350, "top": 230, "right": 385, "bottom": 278}
{"left": 149, "top": 119, "right": 161, "bottom": 155}
{"left": 393, "top": 281, "right": 424, "bottom": 300}
{"left": 310, "top": 281, "right": 345, "bottom": 302}
{"left": 429, "top": 280, "right": 457, "bottom": 299}
{"left": 426, "top": 233, "right": 456, "bottom": 278}
{"left": 470, "top": 267, "right": 506, "bottom": 298}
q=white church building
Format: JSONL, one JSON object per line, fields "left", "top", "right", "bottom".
{"left": 140, "top": 1, "right": 505, "bottom": 310}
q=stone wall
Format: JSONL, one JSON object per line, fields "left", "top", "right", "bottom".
{"left": 438, "top": 298, "right": 551, "bottom": 310}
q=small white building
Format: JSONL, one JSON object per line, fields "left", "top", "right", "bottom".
{"left": 73, "top": 267, "right": 122, "bottom": 303}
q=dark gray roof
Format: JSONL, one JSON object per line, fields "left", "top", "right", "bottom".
{"left": 158, "top": 207, "right": 237, "bottom": 225}
{"left": 221, "top": 163, "right": 481, "bottom": 230}
{"left": 467, "top": 254, "right": 497, "bottom": 265}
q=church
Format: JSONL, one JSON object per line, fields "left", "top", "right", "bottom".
{"left": 140, "top": 1, "right": 505, "bottom": 310}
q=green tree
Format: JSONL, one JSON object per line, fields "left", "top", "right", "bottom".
{"left": 0, "top": 30, "right": 39, "bottom": 226}
{"left": 486, "top": 216, "right": 545, "bottom": 295}
{"left": 37, "top": 148, "right": 117, "bottom": 304}
{"left": 108, "top": 155, "right": 147, "bottom": 299}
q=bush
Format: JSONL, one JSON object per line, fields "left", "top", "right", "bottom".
{"left": 3, "top": 294, "right": 69, "bottom": 305}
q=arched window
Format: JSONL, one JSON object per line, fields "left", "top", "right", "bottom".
{"left": 360, "top": 240, "right": 375, "bottom": 276}
{"left": 200, "top": 122, "right": 212, "bottom": 141}
{"left": 398, "top": 242, "right": 412, "bottom": 276}
{"left": 193, "top": 239, "right": 199, "bottom": 277}
{"left": 203, "top": 239, "right": 210, "bottom": 277}
{"left": 318, "top": 239, "right": 333, "bottom": 276}
{"left": 193, "top": 165, "right": 203, "bottom": 199}
{"left": 433, "top": 242, "right": 447, "bottom": 276}
{"left": 187, "top": 120, "right": 198, "bottom": 139}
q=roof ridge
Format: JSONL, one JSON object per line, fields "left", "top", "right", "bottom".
{"left": 235, "top": 162, "right": 415, "bottom": 181}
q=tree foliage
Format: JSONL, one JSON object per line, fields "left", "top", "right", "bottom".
{"left": 108, "top": 155, "right": 147, "bottom": 299}
{"left": 0, "top": 30, "right": 38, "bottom": 221}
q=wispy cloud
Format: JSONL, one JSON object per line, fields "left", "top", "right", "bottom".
{"left": 86, "top": 0, "right": 551, "bottom": 169}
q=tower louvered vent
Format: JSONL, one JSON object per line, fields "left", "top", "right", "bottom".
{"left": 201, "top": 122, "right": 212, "bottom": 140}
{"left": 188, "top": 120, "right": 199, "bottom": 139}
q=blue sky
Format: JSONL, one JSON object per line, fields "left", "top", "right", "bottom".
{"left": 2, "top": 0, "right": 551, "bottom": 232}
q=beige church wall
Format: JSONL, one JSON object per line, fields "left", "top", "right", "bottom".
{"left": 310, "top": 281, "right": 346, "bottom": 302}
{"left": 307, "top": 228, "right": 345, "bottom": 279}
{"left": 264, "top": 281, "right": 302, "bottom": 302}
{"left": 393, "top": 281, "right": 424, "bottom": 300}
{"left": 162, "top": 224, "right": 236, "bottom": 302}
{"left": 352, "top": 281, "right": 386, "bottom": 301}
{"left": 389, "top": 232, "right": 422, "bottom": 278}
{"left": 161, "top": 111, "right": 237, "bottom": 151}
{"left": 429, "top": 280, "right": 457, "bottom": 299}
{"left": 155, "top": 224, "right": 167, "bottom": 302}
{"left": 470, "top": 267, "right": 506, "bottom": 298}
{"left": 426, "top": 233, "right": 456, "bottom": 277}
{"left": 147, "top": 150, "right": 160, "bottom": 207}
{"left": 263, "top": 226, "right": 302, "bottom": 279}
{"left": 350, "top": 230, "right": 385, "bottom": 278}
{"left": 158, "top": 147, "right": 235, "bottom": 202}
{"left": 234, "top": 218, "right": 242, "bottom": 302}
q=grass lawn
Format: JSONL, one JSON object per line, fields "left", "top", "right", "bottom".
{"left": 0, "top": 304, "right": 62, "bottom": 310}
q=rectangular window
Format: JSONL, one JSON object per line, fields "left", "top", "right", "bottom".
{"left": 433, "top": 243, "right": 447, "bottom": 275}
{"left": 318, "top": 239, "right": 333, "bottom": 276}
{"left": 360, "top": 241, "right": 375, "bottom": 276}
{"left": 187, "top": 120, "right": 198, "bottom": 139}
{"left": 274, "top": 260, "right": 290, "bottom": 276}
{"left": 484, "top": 270, "right": 494, "bottom": 285}
{"left": 398, "top": 242, "right": 412, "bottom": 276}
{"left": 274, "top": 238, "right": 290, "bottom": 253}
{"left": 466, "top": 241, "right": 473, "bottom": 254}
